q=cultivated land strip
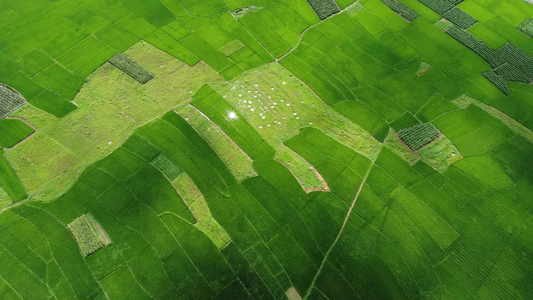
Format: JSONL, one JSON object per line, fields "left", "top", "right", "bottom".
{"left": 277, "top": 2, "right": 361, "bottom": 62}
{"left": 4, "top": 116, "right": 37, "bottom": 150}
{"left": 303, "top": 143, "right": 384, "bottom": 299}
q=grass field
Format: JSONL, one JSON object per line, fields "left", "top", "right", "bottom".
{"left": 0, "top": 0, "right": 532, "bottom": 299}
{"left": 5, "top": 42, "right": 223, "bottom": 202}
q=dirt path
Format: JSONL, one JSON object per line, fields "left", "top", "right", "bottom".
{"left": 303, "top": 145, "right": 383, "bottom": 299}
{"left": 277, "top": 2, "right": 361, "bottom": 62}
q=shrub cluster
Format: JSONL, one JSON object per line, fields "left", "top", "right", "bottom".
{"left": 382, "top": 0, "right": 420, "bottom": 22}
{"left": 443, "top": 8, "right": 477, "bottom": 29}
{"left": 482, "top": 72, "right": 509, "bottom": 95}
{"left": 517, "top": 18, "right": 533, "bottom": 38}
{"left": 497, "top": 43, "right": 533, "bottom": 80}
{"left": 108, "top": 53, "right": 155, "bottom": 84}
{"left": 446, "top": 26, "right": 505, "bottom": 67}
{"left": 494, "top": 63, "right": 530, "bottom": 83}
{"left": 419, "top": 0, "right": 454, "bottom": 14}
{"left": 67, "top": 214, "right": 107, "bottom": 257}
{"left": 307, "top": 0, "right": 341, "bottom": 20}
{"left": 0, "top": 83, "right": 26, "bottom": 119}
{"left": 398, "top": 123, "right": 441, "bottom": 151}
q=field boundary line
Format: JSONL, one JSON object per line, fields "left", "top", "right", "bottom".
{"left": 278, "top": 2, "right": 361, "bottom": 62}
{"left": 0, "top": 274, "right": 25, "bottom": 299}
{"left": 303, "top": 145, "right": 382, "bottom": 299}
{"left": 3, "top": 116, "right": 38, "bottom": 150}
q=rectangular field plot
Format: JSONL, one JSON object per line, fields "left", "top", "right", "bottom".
{"left": 398, "top": 123, "right": 441, "bottom": 151}
{"left": 108, "top": 53, "right": 154, "bottom": 84}
{"left": 443, "top": 8, "right": 477, "bottom": 29}
{"left": 67, "top": 214, "right": 110, "bottom": 257}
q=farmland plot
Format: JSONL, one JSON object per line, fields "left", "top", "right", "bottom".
{"left": 108, "top": 53, "right": 154, "bottom": 84}
{"left": 0, "top": 119, "right": 34, "bottom": 148}
{"left": 307, "top": 0, "right": 341, "bottom": 20}
{"left": 398, "top": 122, "right": 441, "bottom": 151}
{"left": 4, "top": 42, "right": 222, "bottom": 202}
{"left": 0, "top": 0, "right": 532, "bottom": 299}
{"left": 67, "top": 214, "right": 110, "bottom": 257}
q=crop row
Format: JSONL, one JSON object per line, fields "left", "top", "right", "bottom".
{"left": 383, "top": 0, "right": 420, "bottom": 22}
{"left": 482, "top": 72, "right": 509, "bottom": 95}
{"left": 517, "top": 18, "right": 533, "bottom": 38}
{"left": 497, "top": 43, "right": 533, "bottom": 80}
{"left": 108, "top": 53, "right": 155, "bottom": 84}
{"left": 0, "top": 83, "right": 27, "bottom": 118}
{"left": 418, "top": 0, "right": 454, "bottom": 14}
{"left": 307, "top": 0, "right": 341, "bottom": 20}
{"left": 67, "top": 214, "right": 107, "bottom": 257}
{"left": 494, "top": 63, "right": 531, "bottom": 83}
{"left": 443, "top": 8, "right": 477, "bottom": 29}
{"left": 446, "top": 25, "right": 505, "bottom": 67}
{"left": 398, "top": 123, "right": 441, "bottom": 151}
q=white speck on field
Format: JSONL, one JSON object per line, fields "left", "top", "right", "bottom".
{"left": 251, "top": 108, "right": 254, "bottom": 112}
{"left": 286, "top": 103, "right": 290, "bottom": 107}
{"left": 267, "top": 123, "right": 271, "bottom": 127}
{"left": 108, "top": 141, "right": 112, "bottom": 145}
{"left": 262, "top": 116, "right": 266, "bottom": 119}
{"left": 259, "top": 125, "right": 262, "bottom": 129}
{"left": 271, "top": 87, "right": 275, "bottom": 90}
{"left": 296, "top": 117, "right": 300, "bottom": 120}
{"left": 309, "top": 121, "right": 313, "bottom": 125}
{"left": 238, "top": 94, "right": 242, "bottom": 97}
{"left": 229, "top": 112, "right": 237, "bottom": 119}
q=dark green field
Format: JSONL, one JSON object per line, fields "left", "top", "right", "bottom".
{"left": 0, "top": 0, "right": 532, "bottom": 299}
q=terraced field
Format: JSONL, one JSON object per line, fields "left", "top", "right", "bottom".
{"left": 0, "top": 0, "right": 532, "bottom": 299}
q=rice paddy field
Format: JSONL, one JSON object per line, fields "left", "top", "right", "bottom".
{"left": 0, "top": 0, "right": 532, "bottom": 299}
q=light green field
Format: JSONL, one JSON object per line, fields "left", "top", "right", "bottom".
{"left": 5, "top": 42, "right": 222, "bottom": 202}
{"left": 0, "top": 0, "right": 531, "bottom": 299}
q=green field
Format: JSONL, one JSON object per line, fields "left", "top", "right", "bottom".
{"left": 0, "top": 0, "right": 532, "bottom": 299}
